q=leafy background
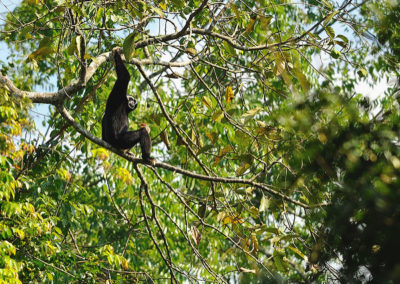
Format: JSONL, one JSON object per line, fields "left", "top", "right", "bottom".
{"left": 0, "top": 0, "right": 399, "bottom": 283}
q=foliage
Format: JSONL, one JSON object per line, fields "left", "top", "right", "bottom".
{"left": 0, "top": 0, "right": 399, "bottom": 282}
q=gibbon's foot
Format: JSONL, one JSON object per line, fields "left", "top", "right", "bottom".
{"left": 139, "top": 123, "right": 150, "bottom": 134}
{"left": 143, "top": 157, "right": 156, "bottom": 166}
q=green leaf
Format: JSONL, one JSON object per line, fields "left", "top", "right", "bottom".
{"left": 330, "top": 48, "right": 341, "bottom": 59}
{"left": 67, "top": 36, "right": 77, "bottom": 55}
{"left": 336, "top": 34, "right": 349, "bottom": 44}
{"left": 325, "top": 26, "right": 335, "bottom": 39}
{"left": 28, "top": 46, "right": 54, "bottom": 60}
{"left": 293, "top": 67, "right": 310, "bottom": 92}
{"left": 320, "top": 0, "right": 333, "bottom": 10}
{"left": 212, "top": 110, "right": 224, "bottom": 122}
{"left": 236, "top": 162, "right": 251, "bottom": 176}
{"left": 223, "top": 41, "right": 236, "bottom": 56}
{"left": 260, "top": 15, "right": 273, "bottom": 30}
{"left": 96, "top": 7, "right": 104, "bottom": 23}
{"left": 273, "top": 250, "right": 288, "bottom": 273}
{"left": 123, "top": 32, "right": 136, "bottom": 62}
{"left": 323, "top": 11, "right": 339, "bottom": 26}
{"left": 171, "top": 0, "right": 185, "bottom": 9}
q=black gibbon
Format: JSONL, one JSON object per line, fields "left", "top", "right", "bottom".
{"left": 102, "top": 50, "right": 155, "bottom": 165}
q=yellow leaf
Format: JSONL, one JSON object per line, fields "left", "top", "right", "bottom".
{"left": 202, "top": 96, "right": 212, "bottom": 108}
{"left": 245, "top": 15, "right": 257, "bottom": 34}
{"left": 250, "top": 233, "right": 259, "bottom": 254}
{"left": 219, "top": 145, "right": 233, "bottom": 156}
{"left": 160, "top": 131, "right": 171, "bottom": 150}
{"left": 259, "top": 195, "right": 269, "bottom": 212}
{"left": 28, "top": 46, "right": 54, "bottom": 60}
{"left": 288, "top": 246, "right": 307, "bottom": 260}
{"left": 214, "top": 145, "right": 233, "bottom": 166}
{"left": 230, "top": 3, "right": 240, "bottom": 19}
{"left": 114, "top": 168, "right": 133, "bottom": 185}
{"left": 245, "top": 187, "right": 254, "bottom": 194}
{"left": 225, "top": 86, "right": 234, "bottom": 103}
{"left": 152, "top": 7, "right": 164, "bottom": 18}
{"left": 217, "top": 211, "right": 226, "bottom": 222}
{"left": 249, "top": 206, "right": 260, "bottom": 219}
{"left": 223, "top": 214, "right": 243, "bottom": 224}
{"left": 205, "top": 132, "right": 217, "bottom": 143}
{"left": 214, "top": 156, "right": 221, "bottom": 167}
{"left": 190, "top": 226, "right": 201, "bottom": 246}
{"left": 92, "top": 148, "right": 109, "bottom": 160}
{"left": 186, "top": 47, "right": 197, "bottom": 56}
{"left": 274, "top": 56, "right": 286, "bottom": 76}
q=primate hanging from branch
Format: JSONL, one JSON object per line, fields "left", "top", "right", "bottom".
{"left": 102, "top": 49, "right": 155, "bottom": 165}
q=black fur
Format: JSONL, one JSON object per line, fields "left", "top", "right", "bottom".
{"left": 102, "top": 52, "right": 152, "bottom": 162}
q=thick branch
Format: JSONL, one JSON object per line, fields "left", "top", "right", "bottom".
{"left": 0, "top": 51, "right": 111, "bottom": 104}
{"left": 57, "top": 105, "right": 324, "bottom": 209}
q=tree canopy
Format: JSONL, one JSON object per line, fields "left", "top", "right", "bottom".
{"left": 0, "top": 0, "right": 399, "bottom": 282}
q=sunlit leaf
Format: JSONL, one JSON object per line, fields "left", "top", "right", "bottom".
{"left": 186, "top": 47, "right": 197, "bottom": 56}
{"left": 123, "top": 32, "right": 136, "bottom": 62}
{"left": 288, "top": 246, "right": 307, "bottom": 260}
{"left": 152, "top": 7, "right": 165, "bottom": 18}
{"left": 160, "top": 131, "right": 171, "bottom": 150}
{"left": 241, "top": 107, "right": 262, "bottom": 122}
{"left": 259, "top": 195, "right": 269, "bottom": 212}
{"left": 357, "top": 68, "right": 368, "bottom": 78}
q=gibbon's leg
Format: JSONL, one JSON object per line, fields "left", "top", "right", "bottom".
{"left": 117, "top": 128, "right": 153, "bottom": 161}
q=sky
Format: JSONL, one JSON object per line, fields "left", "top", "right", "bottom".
{"left": 1, "top": 0, "right": 52, "bottom": 136}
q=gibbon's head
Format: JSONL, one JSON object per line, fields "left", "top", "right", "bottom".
{"left": 127, "top": 96, "right": 137, "bottom": 111}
